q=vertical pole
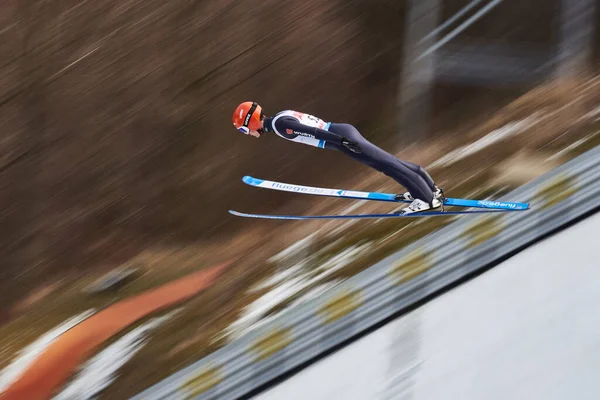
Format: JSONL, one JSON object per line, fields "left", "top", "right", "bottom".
{"left": 555, "top": 0, "right": 598, "bottom": 78}
{"left": 398, "top": 0, "right": 442, "bottom": 144}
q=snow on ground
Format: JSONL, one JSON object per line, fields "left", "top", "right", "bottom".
{"left": 326, "top": 202, "right": 369, "bottom": 236}
{"left": 313, "top": 244, "right": 370, "bottom": 279}
{"left": 251, "top": 263, "right": 308, "bottom": 293}
{"left": 268, "top": 234, "right": 316, "bottom": 264}
{"left": 0, "top": 310, "right": 96, "bottom": 393}
{"left": 428, "top": 114, "right": 542, "bottom": 169}
{"left": 223, "top": 276, "right": 310, "bottom": 340}
{"left": 288, "top": 281, "right": 342, "bottom": 308}
{"left": 53, "top": 310, "right": 180, "bottom": 400}
{"left": 578, "top": 105, "right": 600, "bottom": 122}
{"left": 221, "top": 242, "right": 372, "bottom": 341}
{"left": 546, "top": 135, "right": 595, "bottom": 162}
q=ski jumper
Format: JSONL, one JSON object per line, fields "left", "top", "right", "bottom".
{"left": 263, "top": 110, "right": 437, "bottom": 204}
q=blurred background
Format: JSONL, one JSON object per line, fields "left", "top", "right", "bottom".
{"left": 1, "top": 0, "right": 600, "bottom": 399}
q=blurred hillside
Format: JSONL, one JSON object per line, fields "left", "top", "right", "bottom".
{"left": 1, "top": 0, "right": 599, "bottom": 309}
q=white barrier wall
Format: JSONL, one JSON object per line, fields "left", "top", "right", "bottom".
{"left": 257, "top": 211, "right": 600, "bottom": 400}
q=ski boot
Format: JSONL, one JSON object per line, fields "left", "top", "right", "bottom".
{"left": 395, "top": 185, "right": 445, "bottom": 205}
{"left": 398, "top": 184, "right": 446, "bottom": 215}
{"left": 400, "top": 197, "right": 443, "bottom": 215}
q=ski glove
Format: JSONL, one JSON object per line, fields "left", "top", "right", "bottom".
{"left": 341, "top": 138, "right": 362, "bottom": 154}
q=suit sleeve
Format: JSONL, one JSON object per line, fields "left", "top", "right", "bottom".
{"left": 273, "top": 117, "right": 345, "bottom": 144}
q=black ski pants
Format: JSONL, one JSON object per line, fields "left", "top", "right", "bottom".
{"left": 325, "top": 123, "right": 436, "bottom": 203}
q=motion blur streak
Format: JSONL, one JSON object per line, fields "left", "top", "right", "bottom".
{"left": 0, "top": 263, "right": 228, "bottom": 400}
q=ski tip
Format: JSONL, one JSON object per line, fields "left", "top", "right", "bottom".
{"left": 229, "top": 209, "right": 293, "bottom": 220}
{"left": 242, "top": 175, "right": 263, "bottom": 185}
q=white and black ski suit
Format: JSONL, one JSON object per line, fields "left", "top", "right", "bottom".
{"left": 262, "top": 110, "right": 437, "bottom": 204}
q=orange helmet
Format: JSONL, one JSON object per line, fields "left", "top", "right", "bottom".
{"left": 232, "top": 101, "right": 263, "bottom": 135}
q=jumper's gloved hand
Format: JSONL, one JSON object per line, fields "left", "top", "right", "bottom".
{"left": 341, "top": 138, "right": 362, "bottom": 154}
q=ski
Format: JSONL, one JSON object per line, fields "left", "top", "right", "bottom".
{"left": 229, "top": 208, "right": 525, "bottom": 220}
{"left": 241, "top": 176, "right": 530, "bottom": 211}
